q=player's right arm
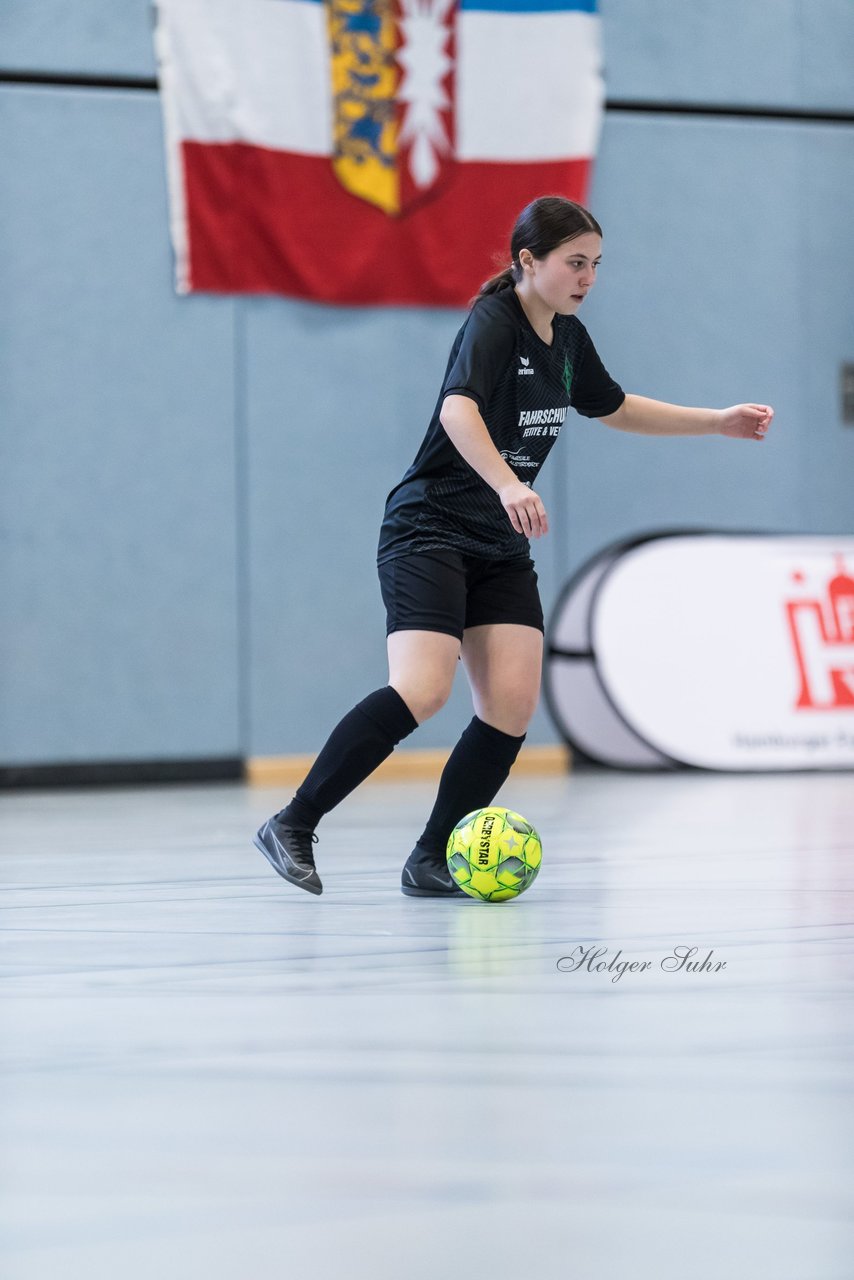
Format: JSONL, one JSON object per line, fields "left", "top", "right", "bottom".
{"left": 440, "top": 394, "right": 549, "bottom": 539}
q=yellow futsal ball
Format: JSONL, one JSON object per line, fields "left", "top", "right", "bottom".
{"left": 446, "top": 807, "right": 542, "bottom": 901}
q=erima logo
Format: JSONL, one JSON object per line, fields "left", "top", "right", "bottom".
{"left": 518, "top": 355, "right": 534, "bottom": 376}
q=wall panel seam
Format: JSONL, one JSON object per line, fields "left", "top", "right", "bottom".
{"left": 2, "top": 73, "right": 854, "bottom": 125}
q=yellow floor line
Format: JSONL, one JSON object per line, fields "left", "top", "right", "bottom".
{"left": 245, "top": 744, "right": 570, "bottom": 786}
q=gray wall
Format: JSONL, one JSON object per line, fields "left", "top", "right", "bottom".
{"left": 1, "top": 1, "right": 853, "bottom": 765}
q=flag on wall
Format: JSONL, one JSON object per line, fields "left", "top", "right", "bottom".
{"left": 154, "top": 0, "right": 605, "bottom": 306}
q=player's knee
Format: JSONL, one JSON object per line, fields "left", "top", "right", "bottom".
{"left": 518, "top": 690, "right": 540, "bottom": 729}
{"left": 501, "top": 710, "right": 536, "bottom": 738}
{"left": 481, "top": 691, "right": 538, "bottom": 737}
{"left": 396, "top": 680, "right": 452, "bottom": 724}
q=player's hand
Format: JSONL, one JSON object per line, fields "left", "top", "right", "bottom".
{"left": 498, "top": 480, "right": 549, "bottom": 538}
{"left": 718, "top": 403, "right": 775, "bottom": 441}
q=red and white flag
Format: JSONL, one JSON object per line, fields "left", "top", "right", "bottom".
{"left": 154, "top": 0, "right": 605, "bottom": 306}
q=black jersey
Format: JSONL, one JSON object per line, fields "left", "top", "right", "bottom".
{"left": 377, "top": 287, "right": 625, "bottom": 565}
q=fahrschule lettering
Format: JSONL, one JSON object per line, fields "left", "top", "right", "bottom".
{"left": 518, "top": 407, "right": 568, "bottom": 428}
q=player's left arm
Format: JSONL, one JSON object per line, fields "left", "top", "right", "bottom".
{"left": 599, "top": 394, "right": 774, "bottom": 440}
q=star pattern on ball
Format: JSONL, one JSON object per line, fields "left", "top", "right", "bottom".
{"left": 447, "top": 807, "right": 542, "bottom": 901}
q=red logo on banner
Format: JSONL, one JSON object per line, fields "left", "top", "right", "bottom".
{"left": 785, "top": 556, "right": 854, "bottom": 710}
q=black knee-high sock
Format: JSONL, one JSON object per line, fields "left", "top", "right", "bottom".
{"left": 416, "top": 716, "right": 526, "bottom": 857}
{"left": 277, "top": 687, "right": 418, "bottom": 830}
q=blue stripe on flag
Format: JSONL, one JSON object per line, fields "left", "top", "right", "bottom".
{"left": 295, "top": 0, "right": 598, "bottom": 10}
{"left": 460, "top": 0, "right": 597, "bottom": 10}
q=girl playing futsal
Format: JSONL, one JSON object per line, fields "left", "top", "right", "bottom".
{"left": 254, "top": 196, "right": 774, "bottom": 896}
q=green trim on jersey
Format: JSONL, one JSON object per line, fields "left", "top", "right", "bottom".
{"left": 562, "top": 354, "right": 574, "bottom": 397}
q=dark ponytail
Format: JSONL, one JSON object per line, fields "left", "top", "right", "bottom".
{"left": 479, "top": 264, "right": 520, "bottom": 297}
{"left": 474, "top": 196, "right": 603, "bottom": 304}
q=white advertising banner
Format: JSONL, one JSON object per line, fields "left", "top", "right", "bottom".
{"left": 545, "top": 533, "right": 854, "bottom": 771}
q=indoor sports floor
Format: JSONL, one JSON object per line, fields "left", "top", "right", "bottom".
{"left": 2, "top": 768, "right": 853, "bottom": 1279}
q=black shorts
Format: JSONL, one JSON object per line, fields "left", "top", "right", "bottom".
{"left": 378, "top": 549, "right": 544, "bottom": 641}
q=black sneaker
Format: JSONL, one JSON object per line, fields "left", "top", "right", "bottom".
{"left": 401, "top": 844, "right": 466, "bottom": 897}
{"left": 253, "top": 817, "right": 322, "bottom": 895}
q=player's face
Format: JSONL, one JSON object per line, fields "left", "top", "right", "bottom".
{"left": 528, "top": 232, "right": 602, "bottom": 315}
